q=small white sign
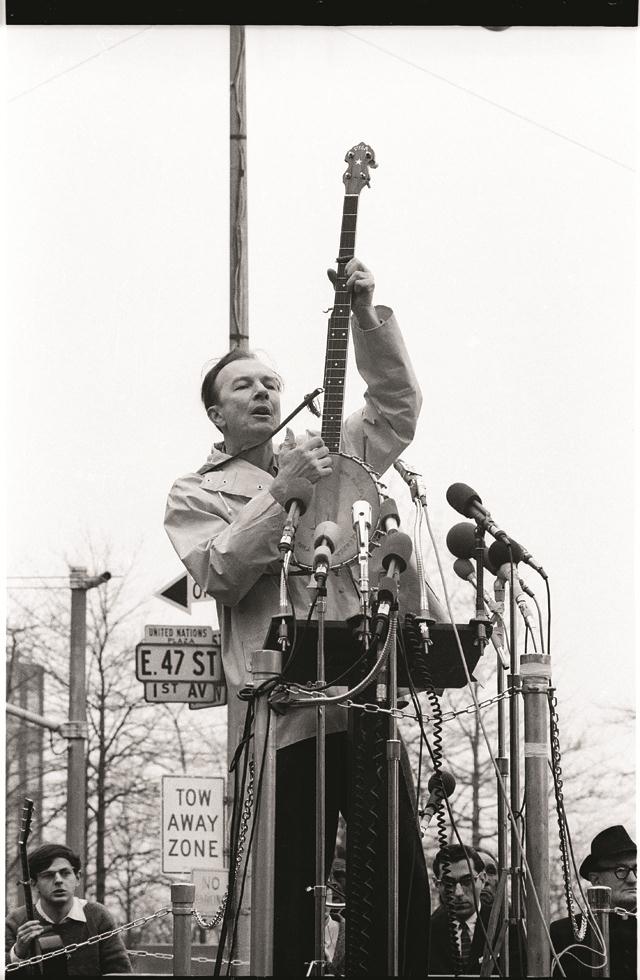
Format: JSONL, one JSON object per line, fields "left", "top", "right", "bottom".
{"left": 155, "top": 573, "right": 213, "bottom": 611}
{"left": 162, "top": 776, "right": 225, "bottom": 874}
{"left": 193, "top": 869, "right": 229, "bottom": 916}
{"left": 136, "top": 643, "right": 223, "bottom": 682}
{"left": 144, "top": 680, "right": 225, "bottom": 704}
{"left": 144, "top": 624, "right": 217, "bottom": 645}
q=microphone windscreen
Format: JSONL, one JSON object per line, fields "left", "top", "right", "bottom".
{"left": 446, "top": 482, "right": 482, "bottom": 518}
{"left": 453, "top": 558, "right": 474, "bottom": 581}
{"left": 379, "top": 497, "right": 400, "bottom": 527}
{"left": 380, "top": 531, "right": 413, "bottom": 573}
{"left": 482, "top": 547, "right": 495, "bottom": 574}
{"left": 314, "top": 520, "right": 340, "bottom": 552}
{"left": 446, "top": 522, "right": 477, "bottom": 559}
{"left": 488, "top": 538, "right": 524, "bottom": 570}
{"left": 427, "top": 768, "right": 456, "bottom": 797}
{"left": 284, "top": 478, "right": 314, "bottom": 515}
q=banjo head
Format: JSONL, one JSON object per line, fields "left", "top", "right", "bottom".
{"left": 294, "top": 453, "right": 382, "bottom": 571}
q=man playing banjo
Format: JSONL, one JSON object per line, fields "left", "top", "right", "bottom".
{"left": 165, "top": 257, "right": 432, "bottom": 974}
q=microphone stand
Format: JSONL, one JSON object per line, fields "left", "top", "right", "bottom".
{"left": 507, "top": 556, "right": 523, "bottom": 937}
{"left": 386, "top": 606, "right": 400, "bottom": 977}
{"left": 312, "top": 543, "right": 330, "bottom": 977}
{"left": 493, "top": 577, "right": 510, "bottom": 977}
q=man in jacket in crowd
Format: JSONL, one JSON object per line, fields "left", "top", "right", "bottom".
{"left": 550, "top": 825, "right": 636, "bottom": 978}
{"left": 5, "top": 843, "right": 132, "bottom": 975}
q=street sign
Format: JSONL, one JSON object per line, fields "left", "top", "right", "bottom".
{"left": 162, "top": 776, "right": 225, "bottom": 874}
{"left": 155, "top": 573, "right": 212, "bottom": 612}
{"left": 136, "top": 643, "right": 223, "bottom": 682}
{"left": 193, "top": 869, "right": 229, "bottom": 916}
{"left": 145, "top": 624, "right": 216, "bottom": 644}
{"left": 144, "top": 681, "right": 225, "bottom": 704}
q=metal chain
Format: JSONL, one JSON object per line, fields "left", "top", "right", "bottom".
{"left": 548, "top": 688, "right": 588, "bottom": 941}
{"left": 193, "top": 759, "right": 255, "bottom": 930}
{"left": 332, "top": 686, "right": 517, "bottom": 723}
{"left": 5, "top": 906, "right": 171, "bottom": 972}
{"left": 130, "top": 949, "right": 249, "bottom": 965}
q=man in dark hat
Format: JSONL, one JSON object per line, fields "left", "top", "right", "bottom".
{"left": 550, "top": 825, "right": 637, "bottom": 978}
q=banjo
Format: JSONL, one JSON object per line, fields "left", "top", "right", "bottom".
{"left": 294, "top": 143, "right": 384, "bottom": 571}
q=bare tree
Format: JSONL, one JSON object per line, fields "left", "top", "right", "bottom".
{"left": 6, "top": 542, "right": 227, "bottom": 940}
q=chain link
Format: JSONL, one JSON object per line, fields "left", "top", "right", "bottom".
{"left": 193, "top": 759, "right": 255, "bottom": 930}
{"left": 548, "top": 688, "right": 588, "bottom": 942}
{"left": 5, "top": 906, "right": 171, "bottom": 972}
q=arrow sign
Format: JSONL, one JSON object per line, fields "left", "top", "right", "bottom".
{"left": 156, "top": 573, "right": 212, "bottom": 612}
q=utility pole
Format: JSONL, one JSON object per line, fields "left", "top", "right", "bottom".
{"left": 67, "top": 566, "right": 111, "bottom": 892}
{"left": 228, "top": 25, "right": 251, "bottom": 976}
{"left": 230, "top": 25, "right": 249, "bottom": 352}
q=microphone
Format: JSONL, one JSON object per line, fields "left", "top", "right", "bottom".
{"left": 487, "top": 540, "right": 536, "bottom": 630}
{"left": 446, "top": 483, "right": 510, "bottom": 545}
{"left": 394, "top": 459, "right": 427, "bottom": 500}
{"left": 421, "top": 769, "right": 456, "bottom": 826}
{"left": 446, "top": 522, "right": 478, "bottom": 560}
{"left": 379, "top": 497, "right": 401, "bottom": 534}
{"left": 453, "top": 558, "right": 501, "bottom": 615}
{"left": 278, "top": 479, "right": 313, "bottom": 553}
{"left": 313, "top": 520, "right": 339, "bottom": 583}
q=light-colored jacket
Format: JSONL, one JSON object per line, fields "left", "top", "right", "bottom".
{"left": 165, "top": 305, "right": 441, "bottom": 748}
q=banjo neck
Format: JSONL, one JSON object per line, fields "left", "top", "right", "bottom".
{"left": 320, "top": 142, "right": 377, "bottom": 454}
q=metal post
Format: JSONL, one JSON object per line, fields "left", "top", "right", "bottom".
{"left": 249, "top": 648, "right": 283, "bottom": 977}
{"left": 522, "top": 654, "right": 551, "bottom": 977}
{"left": 172, "top": 881, "right": 195, "bottom": 976}
{"left": 68, "top": 566, "right": 89, "bottom": 891}
{"left": 230, "top": 25, "right": 249, "bottom": 351}
{"left": 67, "top": 567, "right": 110, "bottom": 895}
{"left": 587, "top": 885, "right": 611, "bottom": 978}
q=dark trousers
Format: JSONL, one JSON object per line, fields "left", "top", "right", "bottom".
{"left": 273, "top": 732, "right": 430, "bottom": 976}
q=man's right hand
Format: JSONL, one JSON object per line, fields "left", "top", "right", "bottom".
{"left": 270, "top": 428, "right": 332, "bottom": 505}
{"left": 14, "top": 920, "right": 47, "bottom": 959}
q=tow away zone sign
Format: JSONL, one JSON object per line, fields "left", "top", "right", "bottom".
{"left": 162, "top": 776, "right": 225, "bottom": 874}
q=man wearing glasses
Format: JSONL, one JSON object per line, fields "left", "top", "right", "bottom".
{"left": 429, "top": 844, "right": 491, "bottom": 975}
{"left": 5, "top": 843, "right": 132, "bottom": 975}
{"left": 550, "top": 825, "right": 637, "bottom": 978}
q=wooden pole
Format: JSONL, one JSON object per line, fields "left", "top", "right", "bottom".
{"left": 227, "top": 25, "right": 251, "bottom": 976}
{"left": 230, "top": 25, "right": 249, "bottom": 352}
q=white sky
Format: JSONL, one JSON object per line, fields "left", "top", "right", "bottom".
{"left": 3, "top": 25, "right": 637, "bottom": 761}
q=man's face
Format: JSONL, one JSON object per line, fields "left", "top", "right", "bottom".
{"left": 591, "top": 851, "right": 637, "bottom": 911}
{"left": 477, "top": 852, "right": 498, "bottom": 902}
{"left": 437, "top": 859, "right": 485, "bottom": 922}
{"left": 209, "top": 359, "right": 282, "bottom": 452}
{"left": 34, "top": 857, "right": 79, "bottom": 909}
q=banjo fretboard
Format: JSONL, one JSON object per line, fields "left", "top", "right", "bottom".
{"left": 321, "top": 195, "right": 359, "bottom": 453}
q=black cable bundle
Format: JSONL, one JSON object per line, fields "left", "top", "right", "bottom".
{"left": 404, "top": 614, "right": 462, "bottom": 976}
{"left": 345, "top": 632, "right": 389, "bottom": 975}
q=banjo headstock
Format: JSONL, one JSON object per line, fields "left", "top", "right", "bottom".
{"left": 342, "top": 142, "right": 377, "bottom": 195}
{"left": 19, "top": 798, "right": 34, "bottom": 850}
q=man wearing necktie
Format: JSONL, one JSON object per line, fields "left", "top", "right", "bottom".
{"left": 428, "top": 843, "right": 518, "bottom": 977}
